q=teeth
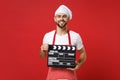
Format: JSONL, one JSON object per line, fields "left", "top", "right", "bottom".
{"left": 60, "top": 21, "right": 64, "bottom": 24}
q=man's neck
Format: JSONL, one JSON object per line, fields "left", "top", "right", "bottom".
{"left": 56, "top": 26, "right": 68, "bottom": 36}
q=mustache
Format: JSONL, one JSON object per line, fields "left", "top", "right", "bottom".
{"left": 58, "top": 20, "right": 65, "bottom": 23}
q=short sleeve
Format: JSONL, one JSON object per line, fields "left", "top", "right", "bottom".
{"left": 76, "top": 34, "right": 83, "bottom": 50}
{"left": 43, "top": 33, "right": 49, "bottom": 44}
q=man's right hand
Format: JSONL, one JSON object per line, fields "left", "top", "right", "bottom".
{"left": 40, "top": 44, "right": 48, "bottom": 58}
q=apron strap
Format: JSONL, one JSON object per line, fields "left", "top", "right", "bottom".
{"left": 68, "top": 30, "right": 71, "bottom": 45}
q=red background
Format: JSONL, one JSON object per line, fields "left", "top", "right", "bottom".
{"left": 0, "top": 0, "right": 120, "bottom": 80}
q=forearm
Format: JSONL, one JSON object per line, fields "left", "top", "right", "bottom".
{"left": 77, "top": 51, "right": 87, "bottom": 68}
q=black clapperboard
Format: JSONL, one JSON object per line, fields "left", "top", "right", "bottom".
{"left": 48, "top": 45, "right": 76, "bottom": 68}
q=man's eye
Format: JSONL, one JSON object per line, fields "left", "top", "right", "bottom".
{"left": 57, "top": 15, "right": 61, "bottom": 18}
{"left": 63, "top": 15, "right": 67, "bottom": 18}
{"left": 56, "top": 15, "right": 67, "bottom": 18}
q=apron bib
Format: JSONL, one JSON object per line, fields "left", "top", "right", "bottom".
{"left": 46, "top": 30, "right": 77, "bottom": 80}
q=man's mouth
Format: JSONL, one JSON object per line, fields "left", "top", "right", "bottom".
{"left": 57, "top": 20, "right": 67, "bottom": 28}
{"left": 59, "top": 21, "right": 64, "bottom": 24}
{"left": 59, "top": 20, "right": 65, "bottom": 24}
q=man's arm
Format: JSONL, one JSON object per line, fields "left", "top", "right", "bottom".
{"left": 40, "top": 44, "right": 48, "bottom": 58}
{"left": 67, "top": 47, "right": 87, "bottom": 70}
{"left": 76, "top": 47, "right": 87, "bottom": 68}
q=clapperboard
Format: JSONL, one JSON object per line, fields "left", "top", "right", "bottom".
{"left": 47, "top": 45, "right": 76, "bottom": 68}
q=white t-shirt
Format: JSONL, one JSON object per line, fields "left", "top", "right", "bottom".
{"left": 43, "top": 30, "right": 83, "bottom": 50}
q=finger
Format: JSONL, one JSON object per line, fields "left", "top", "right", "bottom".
{"left": 75, "top": 61, "right": 78, "bottom": 65}
{"left": 67, "top": 68, "right": 75, "bottom": 71}
{"left": 41, "top": 46, "right": 44, "bottom": 51}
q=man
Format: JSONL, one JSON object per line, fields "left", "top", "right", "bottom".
{"left": 40, "top": 5, "right": 87, "bottom": 80}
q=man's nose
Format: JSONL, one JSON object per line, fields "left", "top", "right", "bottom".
{"left": 60, "top": 16, "right": 64, "bottom": 20}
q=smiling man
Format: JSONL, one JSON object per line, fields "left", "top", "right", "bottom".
{"left": 40, "top": 5, "right": 87, "bottom": 80}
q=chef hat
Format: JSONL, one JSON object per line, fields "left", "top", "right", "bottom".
{"left": 55, "top": 5, "right": 72, "bottom": 20}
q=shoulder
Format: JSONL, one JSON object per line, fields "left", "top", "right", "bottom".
{"left": 44, "top": 30, "right": 55, "bottom": 36}
{"left": 69, "top": 30, "right": 80, "bottom": 36}
{"left": 69, "top": 30, "right": 83, "bottom": 40}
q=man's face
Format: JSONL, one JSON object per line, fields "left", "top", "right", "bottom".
{"left": 54, "top": 13, "right": 69, "bottom": 28}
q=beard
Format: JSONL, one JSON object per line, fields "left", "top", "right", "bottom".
{"left": 56, "top": 20, "right": 67, "bottom": 28}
